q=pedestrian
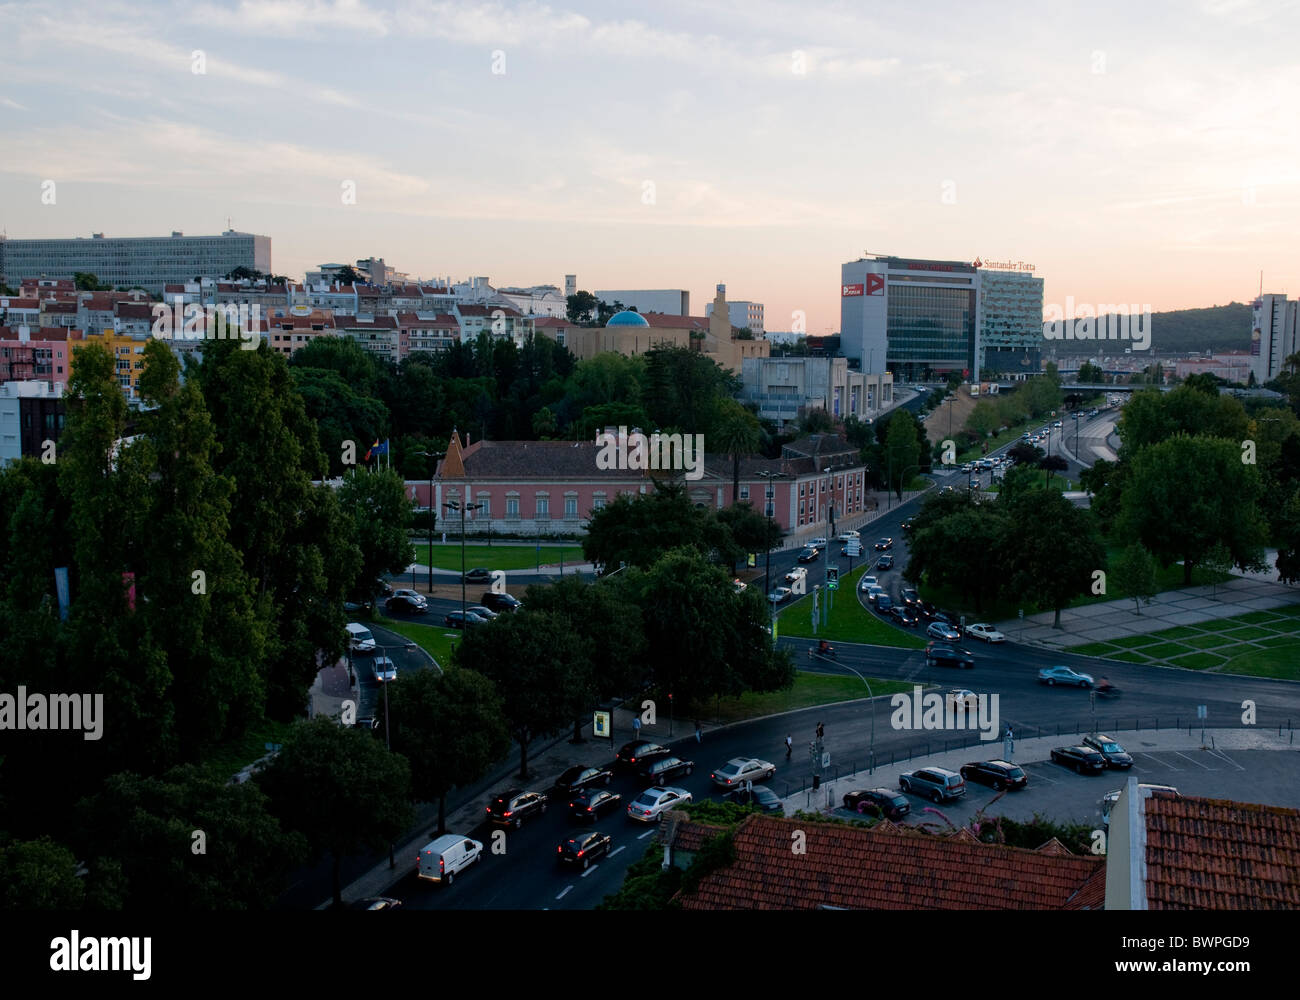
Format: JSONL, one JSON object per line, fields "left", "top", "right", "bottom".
{"left": 632, "top": 715, "right": 641, "bottom": 739}
{"left": 785, "top": 734, "right": 793, "bottom": 760}
{"left": 694, "top": 720, "right": 702, "bottom": 744}
{"left": 816, "top": 721, "right": 824, "bottom": 741}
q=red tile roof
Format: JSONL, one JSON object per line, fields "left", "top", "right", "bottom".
{"left": 641, "top": 313, "right": 710, "bottom": 331}
{"left": 673, "top": 815, "right": 1104, "bottom": 910}
{"left": 1144, "top": 795, "right": 1300, "bottom": 909}
{"left": 115, "top": 303, "right": 153, "bottom": 320}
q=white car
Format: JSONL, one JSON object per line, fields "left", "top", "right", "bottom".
{"left": 836, "top": 530, "right": 860, "bottom": 542}
{"left": 859, "top": 574, "right": 879, "bottom": 592}
{"left": 374, "top": 655, "right": 397, "bottom": 683}
{"left": 947, "top": 689, "right": 979, "bottom": 710}
{"left": 809, "top": 537, "right": 829, "bottom": 548}
{"left": 626, "top": 786, "right": 693, "bottom": 822}
{"left": 784, "top": 567, "right": 807, "bottom": 584}
{"left": 710, "top": 757, "right": 777, "bottom": 789}
{"left": 733, "top": 578, "right": 748, "bottom": 593}
{"left": 768, "top": 586, "right": 793, "bottom": 604}
{"left": 965, "top": 624, "right": 1007, "bottom": 644}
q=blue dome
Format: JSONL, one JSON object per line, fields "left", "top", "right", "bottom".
{"left": 606, "top": 310, "right": 649, "bottom": 328}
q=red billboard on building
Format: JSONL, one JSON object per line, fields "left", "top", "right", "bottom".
{"left": 841, "top": 283, "right": 863, "bottom": 297}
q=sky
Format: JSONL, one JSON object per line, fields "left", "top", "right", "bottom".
{"left": 1, "top": 0, "right": 1298, "bottom": 334}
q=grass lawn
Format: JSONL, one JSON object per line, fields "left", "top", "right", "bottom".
{"left": 1183, "top": 634, "right": 1232, "bottom": 649}
{"left": 411, "top": 541, "right": 586, "bottom": 572}
{"left": 1168, "top": 652, "right": 1227, "bottom": 670}
{"left": 688, "top": 670, "right": 916, "bottom": 724}
{"left": 1221, "top": 642, "right": 1300, "bottom": 679}
{"left": 374, "top": 616, "right": 458, "bottom": 669}
{"left": 203, "top": 717, "right": 296, "bottom": 782}
{"left": 1112, "top": 651, "right": 1154, "bottom": 664}
{"left": 1110, "top": 634, "right": 1161, "bottom": 649}
{"left": 776, "top": 566, "right": 926, "bottom": 650}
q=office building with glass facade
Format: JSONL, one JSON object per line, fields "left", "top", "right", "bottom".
{"left": 977, "top": 265, "right": 1043, "bottom": 376}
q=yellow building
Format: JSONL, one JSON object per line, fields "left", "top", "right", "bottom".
{"left": 79, "top": 330, "right": 151, "bottom": 401}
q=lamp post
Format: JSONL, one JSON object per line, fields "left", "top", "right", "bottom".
{"left": 756, "top": 470, "right": 787, "bottom": 597}
{"left": 416, "top": 451, "right": 445, "bottom": 594}
{"left": 834, "top": 660, "right": 876, "bottom": 773}
{"left": 370, "top": 640, "right": 417, "bottom": 867}
{"left": 443, "top": 498, "right": 485, "bottom": 622}
{"left": 891, "top": 462, "right": 924, "bottom": 509}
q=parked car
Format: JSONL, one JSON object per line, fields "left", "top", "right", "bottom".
{"left": 875, "top": 555, "right": 895, "bottom": 571}
{"left": 444, "top": 610, "right": 489, "bottom": 629}
{"left": 900, "top": 588, "right": 920, "bottom": 606}
{"left": 616, "top": 741, "right": 670, "bottom": 771}
{"left": 797, "top": 547, "right": 821, "bottom": 564}
{"left": 373, "top": 655, "right": 397, "bottom": 683}
{"left": 462, "top": 567, "right": 492, "bottom": 584}
{"left": 567, "top": 789, "right": 622, "bottom": 823}
{"left": 899, "top": 767, "right": 966, "bottom": 803}
{"left": 555, "top": 764, "right": 614, "bottom": 795}
{"left": 465, "top": 604, "right": 499, "bottom": 620}
{"left": 710, "top": 757, "right": 777, "bottom": 788}
{"left": 768, "top": 586, "right": 793, "bottom": 604}
{"left": 479, "top": 591, "right": 522, "bottom": 613}
{"left": 874, "top": 537, "right": 893, "bottom": 551}
{"left": 723, "top": 785, "right": 783, "bottom": 813}
{"left": 417, "top": 834, "right": 482, "bottom": 886}
{"left": 1038, "top": 665, "right": 1094, "bottom": 687}
{"left": 626, "top": 786, "right": 692, "bottom": 822}
{"left": 927, "top": 622, "right": 961, "bottom": 642}
{"left": 960, "top": 760, "right": 1027, "bottom": 791}
{"left": 386, "top": 589, "right": 428, "bottom": 613}
{"left": 842, "top": 787, "right": 911, "bottom": 820}
{"left": 965, "top": 623, "right": 1006, "bottom": 643}
{"left": 925, "top": 643, "right": 974, "bottom": 668}
{"left": 1081, "top": 734, "right": 1134, "bottom": 769}
{"left": 639, "top": 755, "right": 695, "bottom": 784}
{"left": 1051, "top": 745, "right": 1107, "bottom": 774}
{"left": 859, "top": 574, "right": 879, "bottom": 593}
{"left": 486, "top": 789, "right": 550, "bottom": 828}
{"left": 556, "top": 829, "right": 613, "bottom": 869}
{"left": 889, "top": 604, "right": 919, "bottom": 627}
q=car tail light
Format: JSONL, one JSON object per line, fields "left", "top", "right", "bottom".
{"left": 504, "top": 811, "right": 512, "bottom": 817}
{"left": 586, "top": 807, "right": 592, "bottom": 812}
{"left": 577, "top": 850, "right": 585, "bottom": 857}
{"left": 557, "top": 845, "right": 562, "bottom": 853}
{"left": 643, "top": 809, "right": 651, "bottom": 815}
{"left": 440, "top": 859, "right": 445, "bottom": 873}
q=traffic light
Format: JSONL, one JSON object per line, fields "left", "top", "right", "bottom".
{"left": 826, "top": 566, "right": 839, "bottom": 589}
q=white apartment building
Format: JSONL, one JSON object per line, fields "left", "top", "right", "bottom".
{"left": 707, "top": 299, "right": 764, "bottom": 336}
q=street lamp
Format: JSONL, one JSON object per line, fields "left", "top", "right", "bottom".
{"left": 443, "top": 497, "right": 485, "bottom": 622}
{"left": 834, "top": 659, "right": 876, "bottom": 773}
{"left": 890, "top": 462, "right": 924, "bottom": 510}
{"left": 368, "top": 639, "right": 418, "bottom": 867}
{"left": 416, "top": 451, "right": 445, "bottom": 594}
{"left": 757, "top": 470, "right": 787, "bottom": 597}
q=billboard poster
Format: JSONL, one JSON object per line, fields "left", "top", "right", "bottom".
{"left": 841, "top": 283, "right": 863, "bottom": 297}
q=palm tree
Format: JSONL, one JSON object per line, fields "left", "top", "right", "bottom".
{"left": 713, "top": 402, "right": 761, "bottom": 505}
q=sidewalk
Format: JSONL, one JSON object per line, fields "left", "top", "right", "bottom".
{"left": 992, "top": 571, "right": 1300, "bottom": 649}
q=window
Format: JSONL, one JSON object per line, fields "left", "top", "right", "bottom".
{"left": 565, "top": 496, "right": 577, "bottom": 518}
{"left": 477, "top": 497, "right": 490, "bottom": 518}
{"left": 535, "top": 497, "right": 549, "bottom": 517}
{"left": 739, "top": 485, "right": 749, "bottom": 499}
{"left": 506, "top": 497, "right": 519, "bottom": 517}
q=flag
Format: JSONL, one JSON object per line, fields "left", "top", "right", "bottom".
{"left": 365, "top": 439, "right": 379, "bottom": 462}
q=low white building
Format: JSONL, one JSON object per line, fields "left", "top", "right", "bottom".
{"left": 741, "top": 356, "right": 892, "bottom": 427}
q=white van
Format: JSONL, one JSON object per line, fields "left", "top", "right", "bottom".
{"left": 346, "top": 622, "right": 376, "bottom": 655}
{"left": 417, "top": 834, "right": 483, "bottom": 886}
{"left": 784, "top": 566, "right": 807, "bottom": 584}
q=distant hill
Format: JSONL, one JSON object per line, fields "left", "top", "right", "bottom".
{"left": 1041, "top": 302, "right": 1253, "bottom": 356}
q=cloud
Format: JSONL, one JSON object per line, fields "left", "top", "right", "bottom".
{"left": 0, "top": 97, "right": 27, "bottom": 110}
{"left": 188, "top": 0, "right": 391, "bottom": 37}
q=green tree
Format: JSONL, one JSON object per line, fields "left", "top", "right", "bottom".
{"left": 884, "top": 411, "right": 921, "bottom": 499}
{"left": 1113, "top": 542, "right": 1157, "bottom": 615}
{"left": 581, "top": 480, "right": 707, "bottom": 572}
{"left": 337, "top": 468, "right": 415, "bottom": 607}
{"left": 713, "top": 399, "right": 761, "bottom": 505}
{"left": 967, "top": 399, "right": 999, "bottom": 438}
{"left": 1002, "top": 491, "right": 1105, "bottom": 627}
{"left": 256, "top": 716, "right": 413, "bottom": 908}
{"left": 387, "top": 667, "right": 510, "bottom": 834}
{"left": 335, "top": 265, "right": 362, "bottom": 285}
{"left": 73, "top": 271, "right": 113, "bottom": 291}
{"left": 566, "top": 290, "right": 598, "bottom": 324}
{"left": 0, "top": 837, "right": 86, "bottom": 910}
{"left": 905, "top": 505, "right": 1010, "bottom": 613}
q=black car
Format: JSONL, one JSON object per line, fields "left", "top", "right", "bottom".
{"left": 915, "top": 600, "right": 939, "bottom": 619}
{"left": 348, "top": 896, "right": 403, "bottom": 910}
{"left": 556, "top": 830, "right": 613, "bottom": 869}
{"left": 385, "top": 593, "right": 427, "bottom": 614}
{"left": 1050, "top": 746, "right": 1107, "bottom": 774}
{"left": 899, "top": 519, "right": 913, "bottom": 533}
{"left": 555, "top": 764, "right": 615, "bottom": 795}
{"left": 925, "top": 643, "right": 974, "bottom": 669}
{"left": 842, "top": 787, "right": 911, "bottom": 820}
{"left": 889, "top": 605, "right": 919, "bottom": 627}
{"left": 444, "top": 610, "right": 488, "bottom": 629}
{"left": 479, "top": 591, "right": 522, "bottom": 613}
{"left": 462, "top": 567, "right": 492, "bottom": 584}
{"left": 875, "top": 555, "right": 894, "bottom": 571}
{"left": 960, "top": 760, "right": 1028, "bottom": 791}
{"left": 930, "top": 609, "right": 959, "bottom": 627}
{"left": 568, "top": 788, "right": 623, "bottom": 822}
{"left": 874, "top": 538, "right": 893, "bottom": 551}
{"left": 901, "top": 589, "right": 920, "bottom": 606}
{"left": 724, "top": 785, "right": 783, "bottom": 813}
{"left": 486, "top": 788, "right": 550, "bottom": 828}
{"left": 1082, "top": 734, "right": 1134, "bottom": 769}
{"left": 639, "top": 755, "right": 695, "bottom": 784}
{"left": 616, "top": 740, "right": 670, "bottom": 771}
{"left": 797, "top": 546, "right": 821, "bottom": 563}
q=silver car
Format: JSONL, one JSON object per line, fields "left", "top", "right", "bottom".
{"left": 626, "top": 786, "right": 693, "bottom": 823}
{"left": 1038, "top": 665, "right": 1093, "bottom": 687}
{"left": 710, "top": 757, "right": 776, "bottom": 789}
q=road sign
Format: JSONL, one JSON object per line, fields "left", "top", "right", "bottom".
{"left": 821, "top": 752, "right": 831, "bottom": 769}
{"left": 846, "top": 540, "right": 862, "bottom": 557}
{"left": 592, "top": 711, "right": 610, "bottom": 738}
{"left": 1197, "top": 705, "right": 1207, "bottom": 720}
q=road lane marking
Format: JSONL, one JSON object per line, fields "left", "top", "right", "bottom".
{"left": 1137, "top": 753, "right": 1181, "bottom": 770}
{"left": 1173, "top": 751, "right": 1212, "bottom": 769}
{"left": 555, "top": 885, "right": 573, "bottom": 900}
{"left": 1206, "top": 749, "right": 1246, "bottom": 771}
{"left": 637, "top": 829, "right": 655, "bottom": 839}
{"left": 580, "top": 864, "right": 600, "bottom": 878}
{"left": 609, "top": 846, "right": 626, "bottom": 858}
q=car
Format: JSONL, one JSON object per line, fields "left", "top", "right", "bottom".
{"left": 1051, "top": 745, "right": 1107, "bottom": 774}
{"left": 486, "top": 789, "right": 550, "bottom": 828}
{"left": 555, "top": 764, "right": 614, "bottom": 795}
{"left": 462, "top": 567, "right": 492, "bottom": 584}
{"left": 465, "top": 604, "right": 499, "bottom": 620}
{"left": 556, "top": 829, "right": 613, "bottom": 869}
{"left": 784, "top": 566, "right": 807, "bottom": 584}
{"left": 836, "top": 530, "right": 861, "bottom": 542}
{"left": 875, "top": 594, "right": 893, "bottom": 613}
{"left": 710, "top": 757, "right": 777, "bottom": 788}
{"left": 417, "top": 834, "right": 482, "bottom": 886}
{"left": 809, "top": 537, "right": 829, "bottom": 548}
{"left": 1038, "top": 665, "right": 1094, "bottom": 688}
{"left": 354, "top": 716, "right": 381, "bottom": 733}
{"left": 626, "top": 786, "right": 692, "bottom": 822}
{"left": 925, "top": 643, "right": 974, "bottom": 668}
{"left": 865, "top": 585, "right": 885, "bottom": 605}
{"left": 1101, "top": 784, "right": 1179, "bottom": 829}
{"left": 797, "top": 547, "right": 821, "bottom": 563}
{"left": 927, "top": 622, "right": 961, "bottom": 642}
{"left": 733, "top": 578, "right": 748, "bottom": 593}
{"left": 859, "top": 574, "right": 879, "bottom": 592}
{"left": 639, "top": 755, "right": 695, "bottom": 784}
{"left": 874, "top": 537, "right": 893, "bottom": 551}
{"left": 479, "top": 591, "right": 523, "bottom": 613}
{"left": 899, "top": 518, "right": 913, "bottom": 533}
{"left": 900, "top": 588, "right": 920, "bottom": 606}
{"left": 929, "top": 609, "right": 959, "bottom": 627}
{"left": 1053, "top": 420, "right": 1063, "bottom": 428}
{"left": 1081, "top": 734, "right": 1134, "bottom": 769}
{"left": 968, "top": 479, "right": 981, "bottom": 490}
{"left": 915, "top": 599, "right": 938, "bottom": 618}
{"left": 961, "top": 462, "right": 974, "bottom": 473}
{"left": 889, "top": 605, "right": 919, "bottom": 626}
{"left": 349, "top": 896, "right": 403, "bottom": 910}
{"left": 444, "top": 610, "right": 489, "bottom": 629}
{"left": 768, "top": 586, "right": 793, "bottom": 604}
{"left": 567, "top": 789, "right": 623, "bottom": 823}
{"left": 875, "top": 555, "right": 894, "bottom": 571}
{"left": 899, "top": 766, "right": 966, "bottom": 803}
{"left": 386, "top": 589, "right": 428, "bottom": 613}
{"left": 960, "top": 760, "right": 1027, "bottom": 791}
{"left": 965, "top": 623, "right": 1006, "bottom": 644}
{"left": 346, "top": 622, "right": 376, "bottom": 655}
{"left": 723, "top": 785, "right": 783, "bottom": 813}
{"left": 373, "top": 655, "right": 397, "bottom": 683}
{"left": 616, "top": 741, "right": 670, "bottom": 771}
{"left": 947, "top": 688, "right": 979, "bottom": 710}
{"left": 842, "top": 787, "right": 911, "bottom": 820}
